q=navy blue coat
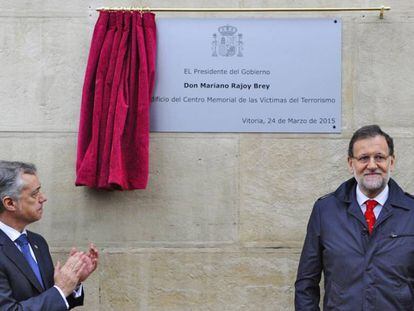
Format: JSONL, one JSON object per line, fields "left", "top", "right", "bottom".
{"left": 0, "top": 229, "right": 84, "bottom": 310}
{"left": 295, "top": 178, "right": 414, "bottom": 310}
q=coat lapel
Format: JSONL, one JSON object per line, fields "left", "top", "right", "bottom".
{"left": 347, "top": 199, "right": 367, "bottom": 227}
{"left": 343, "top": 181, "right": 367, "bottom": 227}
{"left": 0, "top": 230, "right": 44, "bottom": 293}
{"left": 341, "top": 178, "right": 411, "bottom": 233}
{"left": 375, "top": 201, "right": 394, "bottom": 229}
{"left": 375, "top": 179, "right": 411, "bottom": 229}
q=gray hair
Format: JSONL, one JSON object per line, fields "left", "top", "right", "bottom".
{"left": 0, "top": 161, "right": 37, "bottom": 212}
{"left": 348, "top": 124, "right": 394, "bottom": 157}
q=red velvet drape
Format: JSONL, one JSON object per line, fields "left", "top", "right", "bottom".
{"left": 76, "top": 11, "right": 156, "bottom": 190}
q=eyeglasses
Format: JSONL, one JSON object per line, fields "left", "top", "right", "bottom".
{"left": 352, "top": 154, "right": 390, "bottom": 164}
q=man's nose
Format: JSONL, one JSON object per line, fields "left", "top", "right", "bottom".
{"left": 366, "top": 157, "right": 378, "bottom": 169}
{"left": 39, "top": 192, "right": 47, "bottom": 203}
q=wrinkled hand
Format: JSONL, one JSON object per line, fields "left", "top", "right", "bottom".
{"left": 70, "top": 243, "right": 99, "bottom": 283}
{"left": 54, "top": 252, "right": 86, "bottom": 297}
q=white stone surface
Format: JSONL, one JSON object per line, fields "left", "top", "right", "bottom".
{"left": 96, "top": 249, "right": 298, "bottom": 310}
{"left": 0, "top": 134, "right": 239, "bottom": 246}
{"left": 354, "top": 20, "right": 414, "bottom": 129}
{"left": 1, "top": 0, "right": 413, "bottom": 309}
{"left": 239, "top": 137, "right": 349, "bottom": 246}
{"left": 0, "top": 18, "right": 91, "bottom": 131}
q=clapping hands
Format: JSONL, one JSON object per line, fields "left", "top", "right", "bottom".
{"left": 70, "top": 243, "right": 99, "bottom": 283}
{"left": 54, "top": 243, "right": 99, "bottom": 296}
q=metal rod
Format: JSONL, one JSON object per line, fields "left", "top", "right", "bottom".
{"left": 96, "top": 6, "right": 390, "bottom": 18}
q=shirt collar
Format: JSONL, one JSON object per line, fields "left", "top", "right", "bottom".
{"left": 356, "top": 184, "right": 389, "bottom": 207}
{"left": 0, "top": 221, "right": 27, "bottom": 242}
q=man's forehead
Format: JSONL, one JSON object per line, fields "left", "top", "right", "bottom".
{"left": 353, "top": 135, "right": 389, "bottom": 153}
{"left": 21, "top": 173, "right": 41, "bottom": 190}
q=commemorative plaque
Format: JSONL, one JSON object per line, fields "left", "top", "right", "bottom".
{"left": 150, "top": 19, "right": 341, "bottom": 133}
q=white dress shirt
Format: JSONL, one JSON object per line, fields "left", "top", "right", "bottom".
{"left": 356, "top": 184, "right": 389, "bottom": 219}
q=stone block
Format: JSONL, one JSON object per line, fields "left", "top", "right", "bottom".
{"left": 0, "top": 133, "right": 239, "bottom": 247}
{"left": 97, "top": 249, "right": 298, "bottom": 310}
{"left": 354, "top": 21, "right": 414, "bottom": 130}
{"left": 393, "top": 138, "right": 414, "bottom": 193}
{"left": 99, "top": 252, "right": 148, "bottom": 310}
{"left": 0, "top": 17, "right": 90, "bottom": 131}
{"left": 240, "top": 137, "right": 350, "bottom": 246}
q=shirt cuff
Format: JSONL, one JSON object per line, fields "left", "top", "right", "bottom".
{"left": 73, "top": 283, "right": 83, "bottom": 298}
{"left": 53, "top": 285, "right": 69, "bottom": 309}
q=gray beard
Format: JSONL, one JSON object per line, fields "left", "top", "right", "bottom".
{"left": 355, "top": 170, "right": 390, "bottom": 196}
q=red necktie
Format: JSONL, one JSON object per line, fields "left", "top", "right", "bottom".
{"left": 365, "top": 200, "right": 378, "bottom": 234}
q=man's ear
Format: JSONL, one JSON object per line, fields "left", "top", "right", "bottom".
{"left": 389, "top": 155, "right": 396, "bottom": 172}
{"left": 347, "top": 157, "right": 354, "bottom": 175}
{"left": 2, "top": 197, "right": 17, "bottom": 212}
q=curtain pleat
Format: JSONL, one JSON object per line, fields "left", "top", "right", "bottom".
{"left": 76, "top": 11, "right": 157, "bottom": 190}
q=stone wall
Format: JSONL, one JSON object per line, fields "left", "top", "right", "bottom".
{"left": 1, "top": 0, "right": 412, "bottom": 310}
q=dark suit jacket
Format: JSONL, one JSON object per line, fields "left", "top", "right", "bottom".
{"left": 0, "top": 229, "right": 84, "bottom": 310}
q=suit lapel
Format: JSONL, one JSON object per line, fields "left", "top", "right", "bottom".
{"left": 0, "top": 230, "right": 44, "bottom": 293}
{"left": 27, "top": 232, "right": 52, "bottom": 289}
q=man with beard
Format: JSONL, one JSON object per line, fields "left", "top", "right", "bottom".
{"left": 295, "top": 125, "right": 414, "bottom": 310}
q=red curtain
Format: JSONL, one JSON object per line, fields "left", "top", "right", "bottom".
{"left": 76, "top": 11, "right": 156, "bottom": 190}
